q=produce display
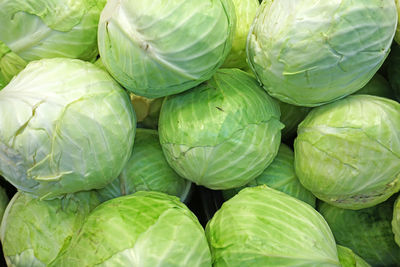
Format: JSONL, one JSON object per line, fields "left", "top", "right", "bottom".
{"left": 0, "top": 0, "right": 399, "bottom": 266}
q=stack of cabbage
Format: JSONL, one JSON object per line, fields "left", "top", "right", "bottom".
{"left": 0, "top": 0, "right": 399, "bottom": 266}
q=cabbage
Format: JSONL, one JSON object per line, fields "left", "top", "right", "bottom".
{"left": 0, "top": 0, "right": 106, "bottom": 87}
{"left": 206, "top": 186, "right": 340, "bottom": 266}
{"left": 247, "top": 0, "right": 397, "bottom": 106}
{"left": 0, "top": 58, "right": 136, "bottom": 199}
{"left": 294, "top": 95, "right": 400, "bottom": 209}
{"left": 50, "top": 191, "right": 211, "bottom": 267}
{"left": 0, "top": 191, "right": 100, "bottom": 266}
{"left": 98, "top": 0, "right": 236, "bottom": 98}
{"left": 159, "top": 68, "right": 283, "bottom": 190}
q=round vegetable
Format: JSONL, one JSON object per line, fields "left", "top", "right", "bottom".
{"left": 223, "top": 143, "right": 316, "bottom": 208}
{"left": 0, "top": 58, "right": 136, "bottom": 199}
{"left": 319, "top": 198, "right": 400, "bottom": 266}
{"left": 159, "top": 68, "right": 283, "bottom": 190}
{"left": 0, "top": 191, "right": 100, "bottom": 266}
{"left": 206, "top": 186, "right": 340, "bottom": 266}
{"left": 98, "top": 0, "right": 236, "bottom": 98}
{"left": 247, "top": 0, "right": 397, "bottom": 106}
{"left": 97, "top": 129, "right": 192, "bottom": 203}
{"left": 50, "top": 191, "right": 211, "bottom": 267}
{"left": 0, "top": 0, "right": 106, "bottom": 87}
{"left": 294, "top": 95, "right": 400, "bottom": 209}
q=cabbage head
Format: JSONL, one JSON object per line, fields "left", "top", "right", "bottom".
{"left": 0, "top": 58, "right": 136, "bottom": 199}
{"left": 97, "top": 129, "right": 192, "bottom": 203}
{"left": 98, "top": 0, "right": 236, "bottom": 98}
{"left": 159, "top": 68, "right": 283, "bottom": 190}
{"left": 0, "top": 191, "right": 100, "bottom": 266}
{"left": 206, "top": 186, "right": 340, "bottom": 266}
{"left": 0, "top": 0, "right": 106, "bottom": 88}
{"left": 294, "top": 95, "right": 400, "bottom": 209}
{"left": 247, "top": 0, "right": 397, "bottom": 106}
{"left": 50, "top": 191, "right": 211, "bottom": 267}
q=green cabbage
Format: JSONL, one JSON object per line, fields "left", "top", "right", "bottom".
{"left": 294, "top": 95, "right": 400, "bottom": 209}
{"left": 159, "top": 68, "right": 283, "bottom": 190}
{"left": 50, "top": 191, "right": 211, "bottom": 267}
{"left": 247, "top": 0, "right": 397, "bottom": 106}
{"left": 206, "top": 186, "right": 340, "bottom": 266}
{"left": 0, "top": 58, "right": 136, "bottom": 199}
{"left": 98, "top": 0, "right": 236, "bottom": 98}
{"left": 0, "top": 191, "right": 100, "bottom": 266}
